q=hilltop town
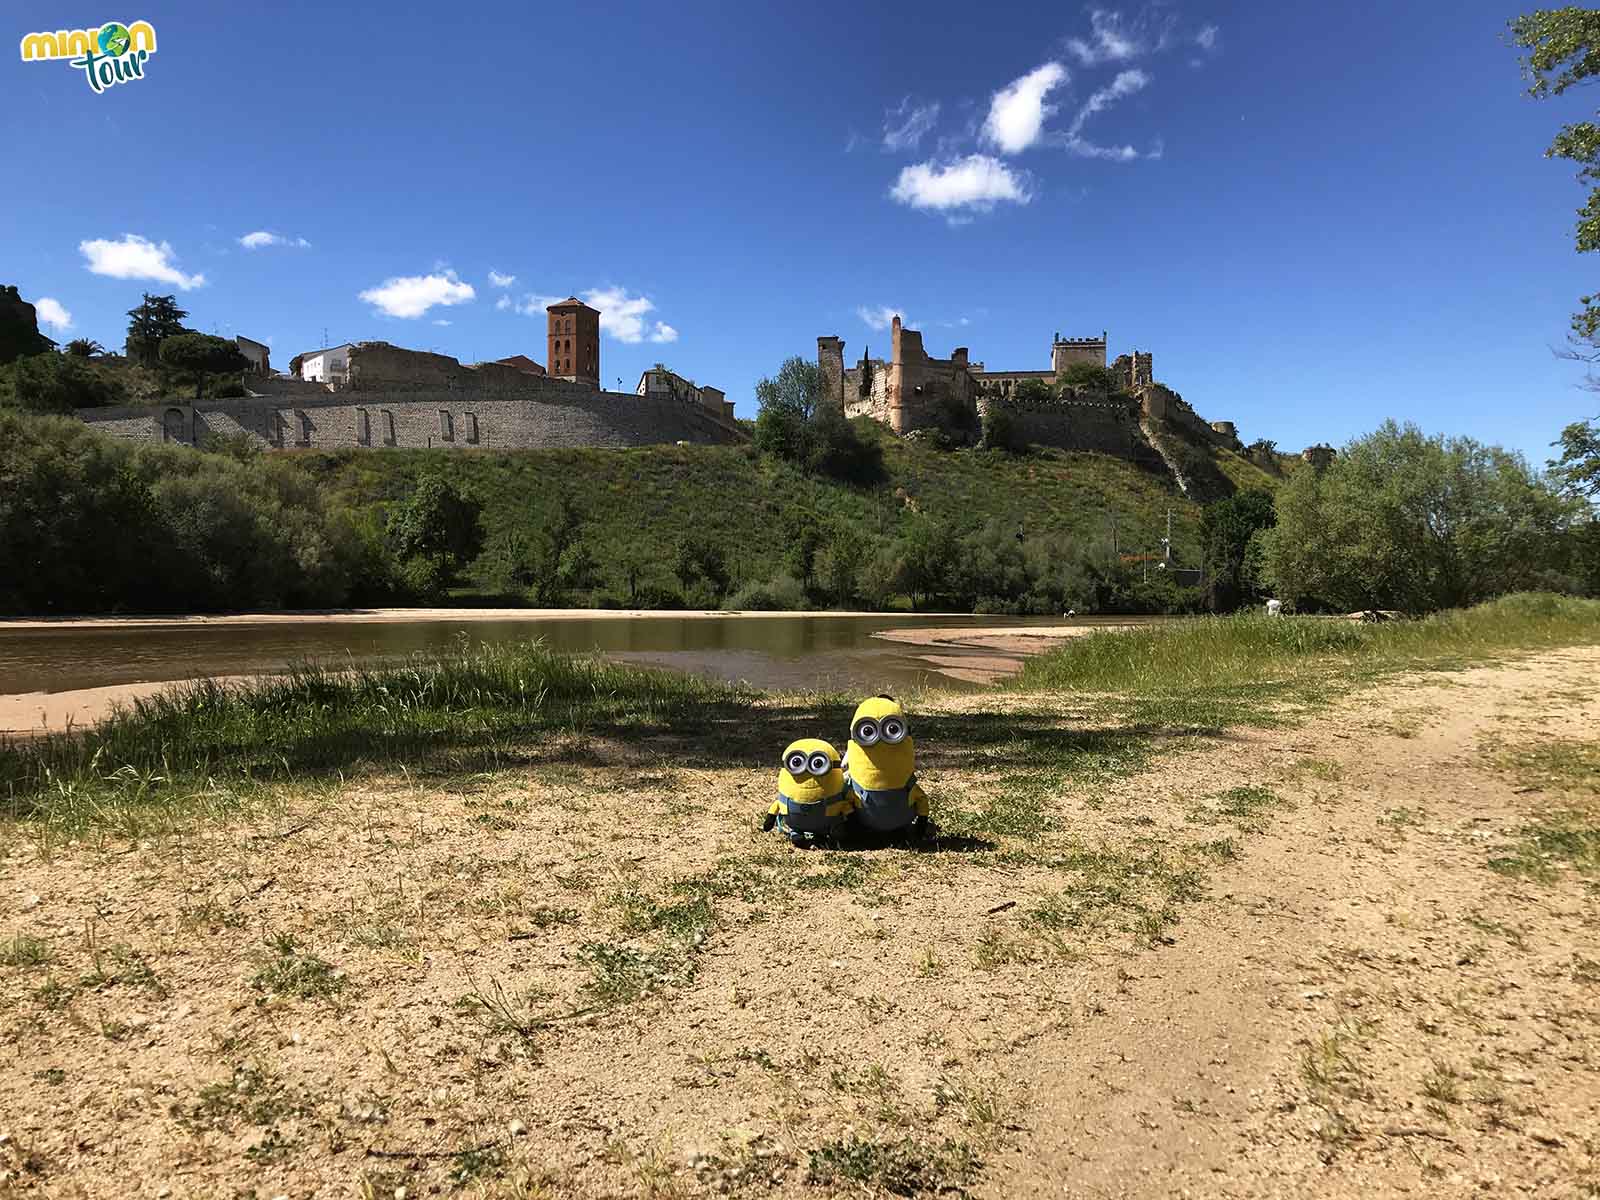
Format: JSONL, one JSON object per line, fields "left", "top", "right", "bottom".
{"left": 4, "top": 283, "right": 1332, "bottom": 494}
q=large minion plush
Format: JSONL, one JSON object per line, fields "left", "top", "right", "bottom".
{"left": 842, "top": 695, "right": 929, "bottom": 836}
{"left": 762, "top": 738, "right": 854, "bottom": 847}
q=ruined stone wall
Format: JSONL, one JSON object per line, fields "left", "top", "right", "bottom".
{"left": 1050, "top": 336, "right": 1107, "bottom": 373}
{"left": 980, "top": 394, "right": 1150, "bottom": 458}
{"left": 76, "top": 387, "right": 748, "bottom": 452}
{"left": 890, "top": 323, "right": 977, "bottom": 436}
{"left": 1140, "top": 384, "right": 1239, "bottom": 450}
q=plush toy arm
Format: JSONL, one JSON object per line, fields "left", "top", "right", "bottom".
{"left": 909, "top": 779, "right": 929, "bottom": 817}
{"left": 824, "top": 794, "right": 857, "bottom": 819}
{"left": 760, "top": 799, "right": 779, "bottom": 831}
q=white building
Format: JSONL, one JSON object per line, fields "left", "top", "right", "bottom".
{"left": 235, "top": 335, "right": 270, "bottom": 375}
{"left": 296, "top": 344, "right": 352, "bottom": 385}
{"left": 636, "top": 367, "right": 733, "bottom": 420}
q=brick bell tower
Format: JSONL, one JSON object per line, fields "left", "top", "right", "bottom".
{"left": 546, "top": 297, "right": 600, "bottom": 388}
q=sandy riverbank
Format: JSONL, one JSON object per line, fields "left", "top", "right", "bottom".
{"left": 0, "top": 676, "right": 259, "bottom": 739}
{"left": 874, "top": 622, "right": 1138, "bottom": 683}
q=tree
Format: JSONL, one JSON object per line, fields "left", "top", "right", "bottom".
{"left": 125, "top": 293, "right": 189, "bottom": 364}
{"left": 753, "top": 356, "right": 884, "bottom": 483}
{"left": 898, "top": 514, "right": 961, "bottom": 609}
{"left": 673, "top": 533, "right": 730, "bottom": 599}
{"left": 1261, "top": 421, "right": 1579, "bottom": 612}
{"left": 1057, "top": 362, "right": 1121, "bottom": 394}
{"left": 159, "top": 332, "right": 249, "bottom": 399}
{"left": 1551, "top": 415, "right": 1600, "bottom": 500}
{"left": 1199, "top": 488, "right": 1276, "bottom": 611}
{"left": 386, "top": 474, "right": 484, "bottom": 594}
{"left": 980, "top": 399, "right": 1023, "bottom": 452}
{"left": 64, "top": 338, "right": 105, "bottom": 358}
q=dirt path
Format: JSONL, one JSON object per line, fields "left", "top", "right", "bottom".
{"left": 0, "top": 649, "right": 1595, "bottom": 1197}
{"left": 984, "top": 648, "right": 1600, "bottom": 1198}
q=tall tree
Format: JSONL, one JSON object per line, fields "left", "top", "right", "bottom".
{"left": 1199, "top": 488, "right": 1276, "bottom": 611}
{"left": 1512, "top": 9, "right": 1600, "bottom": 489}
{"left": 125, "top": 293, "right": 189, "bottom": 364}
{"left": 386, "top": 474, "right": 484, "bottom": 592}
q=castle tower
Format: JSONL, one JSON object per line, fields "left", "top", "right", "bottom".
{"left": 1050, "top": 329, "right": 1108, "bottom": 376}
{"left": 887, "top": 314, "right": 906, "bottom": 435}
{"left": 817, "top": 336, "right": 845, "bottom": 409}
{"left": 546, "top": 297, "right": 600, "bottom": 388}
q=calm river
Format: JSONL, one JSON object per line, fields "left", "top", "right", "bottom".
{"left": 0, "top": 611, "right": 1109, "bottom": 699}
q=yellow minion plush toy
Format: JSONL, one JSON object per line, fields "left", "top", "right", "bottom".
{"left": 842, "top": 695, "right": 929, "bottom": 836}
{"left": 762, "top": 738, "right": 854, "bottom": 847}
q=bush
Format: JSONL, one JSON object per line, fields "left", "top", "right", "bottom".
{"left": 209, "top": 379, "right": 247, "bottom": 399}
{"left": 723, "top": 573, "right": 806, "bottom": 611}
{"left": 1, "top": 353, "right": 127, "bottom": 412}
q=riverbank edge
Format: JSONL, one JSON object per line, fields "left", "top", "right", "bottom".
{"left": 0, "top": 607, "right": 981, "bottom": 631}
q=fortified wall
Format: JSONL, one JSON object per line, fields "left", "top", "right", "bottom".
{"left": 818, "top": 318, "right": 1252, "bottom": 460}
{"left": 76, "top": 341, "right": 747, "bottom": 451}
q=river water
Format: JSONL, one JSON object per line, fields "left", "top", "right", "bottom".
{"left": 0, "top": 612, "right": 1103, "bottom": 699}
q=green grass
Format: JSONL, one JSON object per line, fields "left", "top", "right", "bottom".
{"left": 0, "top": 932, "right": 51, "bottom": 968}
{"left": 1486, "top": 736, "right": 1600, "bottom": 883}
{"left": 806, "top": 1135, "right": 981, "bottom": 1196}
{"left": 1013, "top": 593, "right": 1600, "bottom": 720}
{"left": 250, "top": 933, "right": 346, "bottom": 1001}
{"left": 1, "top": 640, "right": 748, "bottom": 834}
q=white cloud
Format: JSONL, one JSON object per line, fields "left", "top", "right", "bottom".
{"left": 883, "top": 97, "right": 940, "bottom": 152}
{"left": 1196, "top": 25, "right": 1219, "bottom": 51}
{"left": 513, "top": 293, "right": 566, "bottom": 317}
{"left": 488, "top": 270, "right": 516, "bottom": 288}
{"left": 649, "top": 323, "right": 678, "bottom": 344}
{"left": 583, "top": 286, "right": 668, "bottom": 344}
{"left": 889, "top": 154, "right": 1032, "bottom": 214}
{"left": 358, "top": 269, "right": 475, "bottom": 319}
{"left": 79, "top": 234, "right": 206, "bottom": 289}
{"left": 433, "top": 319, "right": 452, "bottom": 326}
{"left": 239, "top": 230, "right": 310, "bottom": 250}
{"left": 982, "top": 62, "right": 1068, "bottom": 154}
{"left": 1065, "top": 9, "right": 1143, "bottom": 66}
{"left": 34, "top": 297, "right": 73, "bottom": 332}
{"left": 857, "top": 305, "right": 909, "bottom": 332}
{"left": 495, "top": 295, "right": 512, "bottom": 311}
{"left": 1054, "top": 69, "right": 1150, "bottom": 160}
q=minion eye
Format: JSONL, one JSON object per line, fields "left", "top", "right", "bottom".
{"left": 785, "top": 750, "right": 810, "bottom": 775}
{"left": 854, "top": 719, "right": 880, "bottom": 746}
{"left": 881, "top": 716, "right": 907, "bottom": 744}
{"left": 807, "top": 750, "right": 832, "bottom": 776}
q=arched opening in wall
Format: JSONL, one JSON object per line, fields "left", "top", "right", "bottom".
{"left": 465, "top": 412, "right": 479, "bottom": 444}
{"left": 162, "top": 407, "right": 186, "bottom": 443}
{"left": 439, "top": 410, "right": 454, "bottom": 442}
{"left": 383, "top": 410, "right": 396, "bottom": 445}
{"left": 298, "top": 412, "right": 312, "bottom": 446}
{"left": 357, "top": 407, "right": 370, "bottom": 446}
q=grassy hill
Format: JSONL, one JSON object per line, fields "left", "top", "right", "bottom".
{"left": 292, "top": 423, "right": 1279, "bottom": 602}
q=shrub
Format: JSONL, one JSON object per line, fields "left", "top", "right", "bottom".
{"left": 723, "top": 573, "right": 806, "bottom": 611}
{"left": 1, "top": 353, "right": 127, "bottom": 412}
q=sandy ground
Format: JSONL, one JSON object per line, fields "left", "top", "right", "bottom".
{"left": 0, "top": 679, "right": 259, "bottom": 739}
{"left": 874, "top": 624, "right": 1138, "bottom": 685}
{"left": 1, "top": 649, "right": 1596, "bottom": 1197}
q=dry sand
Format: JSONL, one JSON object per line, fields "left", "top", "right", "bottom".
{"left": 2, "top": 648, "right": 1595, "bottom": 1196}
{"left": 0, "top": 608, "right": 961, "bottom": 632}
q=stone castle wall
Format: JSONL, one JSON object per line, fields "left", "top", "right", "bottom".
{"left": 77, "top": 386, "right": 747, "bottom": 452}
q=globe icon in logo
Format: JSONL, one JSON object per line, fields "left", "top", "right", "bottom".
{"left": 98, "top": 22, "right": 131, "bottom": 56}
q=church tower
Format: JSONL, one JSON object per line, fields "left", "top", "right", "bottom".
{"left": 546, "top": 297, "right": 600, "bottom": 388}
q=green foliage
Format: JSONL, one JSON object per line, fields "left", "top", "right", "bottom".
{"left": 0, "top": 353, "right": 128, "bottom": 412}
{"left": 673, "top": 532, "right": 730, "bottom": 600}
{"left": 64, "top": 338, "right": 104, "bottom": 358}
{"left": 385, "top": 474, "right": 485, "bottom": 595}
{"left": 1057, "top": 362, "right": 1121, "bottom": 394}
{"left": 1261, "top": 421, "right": 1580, "bottom": 612}
{"left": 979, "top": 401, "right": 1023, "bottom": 452}
{"left": 1200, "top": 489, "right": 1277, "bottom": 611}
{"left": 1551, "top": 416, "right": 1600, "bottom": 500}
{"left": 753, "top": 356, "right": 885, "bottom": 483}
{"left": 124, "top": 294, "right": 188, "bottom": 364}
{"left": 484, "top": 494, "right": 595, "bottom": 605}
{"left": 158, "top": 332, "right": 248, "bottom": 400}
{"left": 0, "top": 411, "right": 401, "bottom": 615}
{"left": 1509, "top": 8, "right": 1600, "bottom": 342}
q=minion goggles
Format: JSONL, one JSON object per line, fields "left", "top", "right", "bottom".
{"left": 784, "top": 747, "right": 837, "bottom": 777}
{"left": 851, "top": 713, "right": 909, "bottom": 746}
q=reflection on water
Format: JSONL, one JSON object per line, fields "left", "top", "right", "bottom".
{"left": 0, "top": 613, "right": 1099, "bottom": 696}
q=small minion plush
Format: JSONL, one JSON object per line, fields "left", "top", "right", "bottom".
{"left": 762, "top": 738, "right": 853, "bottom": 847}
{"left": 842, "top": 695, "right": 929, "bottom": 836}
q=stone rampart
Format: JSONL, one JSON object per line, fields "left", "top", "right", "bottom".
{"left": 76, "top": 385, "right": 747, "bottom": 452}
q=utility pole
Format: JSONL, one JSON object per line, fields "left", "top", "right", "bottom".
{"left": 1163, "top": 508, "right": 1173, "bottom": 565}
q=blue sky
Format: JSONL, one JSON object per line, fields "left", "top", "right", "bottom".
{"left": 3, "top": 1, "right": 1595, "bottom": 462}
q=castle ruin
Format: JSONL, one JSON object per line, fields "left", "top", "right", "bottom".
{"left": 817, "top": 315, "right": 1245, "bottom": 461}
